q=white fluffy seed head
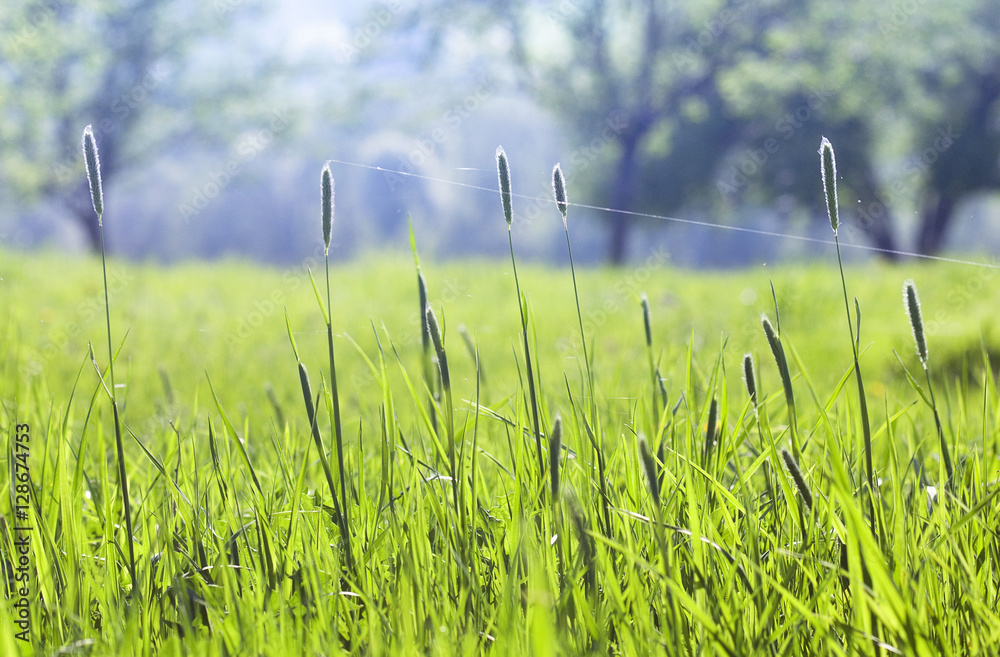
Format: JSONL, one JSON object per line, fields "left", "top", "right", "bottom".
{"left": 819, "top": 137, "right": 838, "bottom": 234}
{"left": 903, "top": 280, "right": 928, "bottom": 367}
{"left": 496, "top": 146, "right": 513, "bottom": 226}
{"left": 82, "top": 125, "right": 103, "bottom": 222}
{"left": 552, "top": 163, "right": 567, "bottom": 228}
{"left": 321, "top": 163, "right": 334, "bottom": 255}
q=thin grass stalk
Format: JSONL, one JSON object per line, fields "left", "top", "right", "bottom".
{"left": 498, "top": 146, "right": 544, "bottom": 482}
{"left": 553, "top": 164, "right": 594, "bottom": 410}
{"left": 761, "top": 312, "right": 799, "bottom": 460}
{"left": 296, "top": 362, "right": 354, "bottom": 573}
{"left": 640, "top": 293, "right": 662, "bottom": 427}
{"left": 410, "top": 222, "right": 439, "bottom": 432}
{"left": 84, "top": 125, "right": 137, "bottom": 595}
{"left": 321, "top": 163, "right": 352, "bottom": 555}
{"left": 821, "top": 137, "right": 878, "bottom": 539}
{"left": 425, "top": 305, "right": 459, "bottom": 517}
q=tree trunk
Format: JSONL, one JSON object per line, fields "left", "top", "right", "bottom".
{"left": 852, "top": 165, "right": 899, "bottom": 259}
{"left": 66, "top": 179, "right": 103, "bottom": 252}
{"left": 607, "top": 135, "right": 641, "bottom": 266}
{"left": 916, "top": 192, "right": 956, "bottom": 255}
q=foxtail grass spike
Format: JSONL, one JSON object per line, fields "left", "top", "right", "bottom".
{"left": 704, "top": 397, "right": 718, "bottom": 466}
{"left": 496, "top": 146, "right": 513, "bottom": 226}
{"left": 321, "top": 163, "right": 334, "bottom": 254}
{"left": 743, "top": 353, "right": 757, "bottom": 406}
{"left": 426, "top": 305, "right": 449, "bottom": 390}
{"left": 549, "top": 414, "right": 562, "bottom": 500}
{"left": 641, "top": 293, "right": 652, "bottom": 349}
{"left": 552, "top": 163, "right": 568, "bottom": 227}
{"left": 83, "top": 125, "right": 103, "bottom": 221}
{"left": 904, "top": 280, "right": 928, "bottom": 367}
{"left": 781, "top": 448, "right": 813, "bottom": 511}
{"left": 819, "top": 137, "right": 838, "bottom": 234}
{"left": 297, "top": 361, "right": 354, "bottom": 572}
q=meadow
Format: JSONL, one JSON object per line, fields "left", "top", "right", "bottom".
{"left": 2, "top": 143, "right": 1000, "bottom": 656}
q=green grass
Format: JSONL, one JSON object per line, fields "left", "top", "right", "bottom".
{"left": 2, "top": 244, "right": 1000, "bottom": 655}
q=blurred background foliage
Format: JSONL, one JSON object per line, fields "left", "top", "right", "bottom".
{"left": 1, "top": 0, "right": 998, "bottom": 266}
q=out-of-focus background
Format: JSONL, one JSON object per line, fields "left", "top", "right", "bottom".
{"left": 1, "top": 0, "right": 998, "bottom": 267}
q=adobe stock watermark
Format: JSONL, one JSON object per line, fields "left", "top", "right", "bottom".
{"left": 545, "top": 0, "right": 582, "bottom": 25}
{"left": 339, "top": 1, "right": 404, "bottom": 63}
{"left": 848, "top": 125, "right": 959, "bottom": 237}
{"left": 383, "top": 74, "right": 500, "bottom": 192}
{"left": 224, "top": 242, "right": 339, "bottom": 352}
{"left": 178, "top": 108, "right": 290, "bottom": 223}
{"left": 349, "top": 277, "right": 468, "bottom": 389}
{"left": 672, "top": 0, "right": 754, "bottom": 72}
{"left": 879, "top": 0, "right": 932, "bottom": 36}
{"left": 506, "top": 110, "right": 628, "bottom": 237}
{"left": 716, "top": 86, "right": 833, "bottom": 197}
{"left": 5, "top": 1, "right": 69, "bottom": 53}
{"left": 53, "top": 62, "right": 171, "bottom": 185}
{"left": 21, "top": 267, "right": 135, "bottom": 377}
{"left": 555, "top": 245, "right": 670, "bottom": 354}
{"left": 921, "top": 258, "right": 998, "bottom": 338}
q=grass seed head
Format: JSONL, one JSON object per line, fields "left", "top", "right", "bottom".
{"left": 552, "top": 163, "right": 568, "bottom": 227}
{"left": 781, "top": 447, "right": 813, "bottom": 511}
{"left": 426, "top": 305, "right": 450, "bottom": 388}
{"left": 904, "top": 280, "right": 928, "bottom": 367}
{"left": 819, "top": 137, "right": 838, "bottom": 234}
{"left": 321, "top": 163, "right": 334, "bottom": 255}
{"left": 496, "top": 146, "right": 513, "bottom": 226}
{"left": 743, "top": 353, "right": 757, "bottom": 406}
{"left": 82, "top": 125, "right": 104, "bottom": 222}
{"left": 640, "top": 293, "right": 652, "bottom": 348}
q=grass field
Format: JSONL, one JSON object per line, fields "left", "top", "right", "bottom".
{"left": 2, "top": 243, "right": 1000, "bottom": 655}
{"left": 1, "top": 134, "right": 999, "bottom": 657}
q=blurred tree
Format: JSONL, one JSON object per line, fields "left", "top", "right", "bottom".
{"left": 401, "top": 0, "right": 776, "bottom": 264}
{"left": 397, "top": 0, "right": 1000, "bottom": 261}
{"left": 0, "top": 0, "right": 285, "bottom": 251}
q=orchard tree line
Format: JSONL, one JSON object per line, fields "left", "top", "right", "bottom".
{"left": 397, "top": 0, "right": 1000, "bottom": 263}
{"left": 1, "top": 0, "right": 998, "bottom": 264}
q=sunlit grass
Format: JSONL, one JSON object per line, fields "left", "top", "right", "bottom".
{"left": 0, "top": 143, "right": 999, "bottom": 655}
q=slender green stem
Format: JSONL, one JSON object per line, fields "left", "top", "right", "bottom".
{"left": 924, "top": 369, "right": 954, "bottom": 484}
{"left": 834, "top": 236, "right": 878, "bottom": 540}
{"left": 564, "top": 227, "right": 594, "bottom": 408}
{"left": 325, "top": 255, "right": 351, "bottom": 550}
{"left": 100, "top": 225, "right": 138, "bottom": 595}
{"left": 508, "top": 228, "right": 545, "bottom": 483}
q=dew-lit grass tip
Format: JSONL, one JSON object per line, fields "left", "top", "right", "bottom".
{"left": 819, "top": 137, "right": 838, "bottom": 234}
{"left": 552, "top": 163, "right": 567, "bottom": 226}
{"left": 496, "top": 146, "right": 513, "bottom": 226}
{"left": 82, "top": 125, "right": 103, "bottom": 221}
{"left": 321, "top": 162, "right": 334, "bottom": 254}
{"left": 903, "top": 279, "right": 928, "bottom": 366}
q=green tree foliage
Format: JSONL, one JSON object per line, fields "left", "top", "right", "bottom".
{"left": 0, "top": 0, "right": 283, "bottom": 251}
{"left": 399, "top": 0, "right": 1000, "bottom": 262}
